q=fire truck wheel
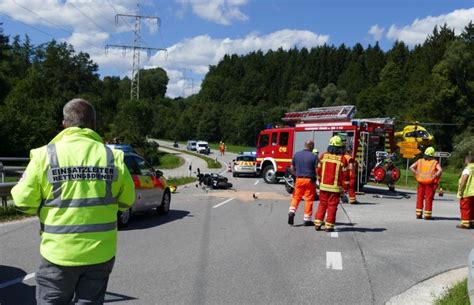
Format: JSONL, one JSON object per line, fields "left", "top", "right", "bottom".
{"left": 262, "top": 165, "right": 278, "bottom": 184}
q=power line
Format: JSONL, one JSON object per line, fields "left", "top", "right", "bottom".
{"left": 12, "top": 0, "right": 73, "bottom": 36}
{"left": 0, "top": 12, "right": 55, "bottom": 39}
{"left": 68, "top": 2, "right": 111, "bottom": 36}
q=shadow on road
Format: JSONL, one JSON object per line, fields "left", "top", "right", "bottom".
{"left": 104, "top": 291, "right": 138, "bottom": 303}
{"left": 0, "top": 265, "right": 36, "bottom": 305}
{"left": 362, "top": 186, "right": 416, "bottom": 196}
{"left": 120, "top": 209, "right": 191, "bottom": 231}
{"left": 432, "top": 216, "right": 459, "bottom": 221}
{"left": 337, "top": 227, "right": 387, "bottom": 233}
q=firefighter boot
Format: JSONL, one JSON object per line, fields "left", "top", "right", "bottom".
{"left": 314, "top": 219, "right": 322, "bottom": 231}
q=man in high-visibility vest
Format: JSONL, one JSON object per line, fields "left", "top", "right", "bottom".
{"left": 457, "top": 154, "right": 474, "bottom": 229}
{"left": 314, "top": 136, "right": 349, "bottom": 232}
{"left": 288, "top": 140, "right": 318, "bottom": 226}
{"left": 343, "top": 147, "right": 359, "bottom": 204}
{"left": 11, "top": 98, "right": 135, "bottom": 305}
{"left": 409, "top": 147, "right": 442, "bottom": 220}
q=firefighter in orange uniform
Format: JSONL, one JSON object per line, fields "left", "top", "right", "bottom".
{"left": 409, "top": 147, "right": 442, "bottom": 220}
{"left": 314, "top": 136, "right": 349, "bottom": 232}
{"left": 343, "top": 147, "right": 359, "bottom": 204}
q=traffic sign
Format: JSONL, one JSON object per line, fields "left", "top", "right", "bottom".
{"left": 434, "top": 151, "right": 452, "bottom": 158}
{"left": 400, "top": 148, "right": 421, "bottom": 159}
{"left": 397, "top": 141, "right": 418, "bottom": 149}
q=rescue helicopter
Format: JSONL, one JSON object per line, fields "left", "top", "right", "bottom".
{"left": 394, "top": 122, "right": 434, "bottom": 148}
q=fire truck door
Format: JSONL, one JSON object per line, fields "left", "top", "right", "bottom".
{"left": 357, "top": 131, "right": 370, "bottom": 184}
{"left": 277, "top": 131, "right": 291, "bottom": 161}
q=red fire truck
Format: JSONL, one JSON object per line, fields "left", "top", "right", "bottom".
{"left": 256, "top": 105, "right": 400, "bottom": 190}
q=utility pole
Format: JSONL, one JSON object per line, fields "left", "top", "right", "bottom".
{"left": 106, "top": 0, "right": 165, "bottom": 100}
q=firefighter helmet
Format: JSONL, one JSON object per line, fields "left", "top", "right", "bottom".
{"left": 312, "top": 148, "right": 319, "bottom": 155}
{"left": 329, "top": 136, "right": 343, "bottom": 147}
{"left": 424, "top": 147, "right": 435, "bottom": 157}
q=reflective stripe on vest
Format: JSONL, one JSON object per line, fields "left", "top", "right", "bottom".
{"left": 43, "top": 144, "right": 118, "bottom": 234}
{"left": 415, "top": 159, "right": 437, "bottom": 184}
{"left": 41, "top": 221, "right": 117, "bottom": 234}
{"left": 320, "top": 155, "right": 342, "bottom": 193}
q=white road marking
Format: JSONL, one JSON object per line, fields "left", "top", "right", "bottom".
{"left": 326, "top": 252, "right": 343, "bottom": 270}
{"left": 212, "top": 197, "right": 236, "bottom": 208}
{"left": 254, "top": 180, "right": 260, "bottom": 185}
{"left": 329, "top": 232, "right": 339, "bottom": 238}
{"left": 0, "top": 273, "right": 35, "bottom": 289}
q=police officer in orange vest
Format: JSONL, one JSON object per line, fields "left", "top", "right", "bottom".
{"left": 314, "top": 136, "right": 349, "bottom": 232}
{"left": 343, "top": 147, "right": 359, "bottom": 204}
{"left": 410, "top": 147, "right": 442, "bottom": 220}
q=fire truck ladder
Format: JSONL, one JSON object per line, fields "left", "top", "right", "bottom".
{"left": 282, "top": 105, "right": 357, "bottom": 123}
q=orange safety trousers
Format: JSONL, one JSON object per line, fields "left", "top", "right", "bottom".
{"left": 344, "top": 174, "right": 357, "bottom": 203}
{"left": 416, "top": 183, "right": 436, "bottom": 217}
{"left": 315, "top": 190, "right": 340, "bottom": 228}
{"left": 460, "top": 196, "right": 474, "bottom": 227}
{"left": 289, "top": 178, "right": 316, "bottom": 220}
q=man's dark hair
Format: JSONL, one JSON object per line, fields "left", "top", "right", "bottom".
{"left": 63, "top": 98, "right": 96, "bottom": 129}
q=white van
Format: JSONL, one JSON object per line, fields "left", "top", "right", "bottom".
{"left": 196, "top": 141, "right": 210, "bottom": 154}
{"left": 186, "top": 140, "right": 197, "bottom": 151}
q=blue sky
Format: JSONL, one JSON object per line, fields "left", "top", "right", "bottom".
{"left": 0, "top": 0, "right": 473, "bottom": 97}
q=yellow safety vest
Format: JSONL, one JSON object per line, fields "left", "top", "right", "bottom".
{"left": 11, "top": 127, "right": 135, "bottom": 266}
{"left": 459, "top": 164, "right": 474, "bottom": 198}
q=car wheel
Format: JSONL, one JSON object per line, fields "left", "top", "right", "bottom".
{"left": 157, "top": 191, "right": 171, "bottom": 215}
{"left": 118, "top": 209, "right": 131, "bottom": 228}
{"left": 262, "top": 165, "right": 278, "bottom": 184}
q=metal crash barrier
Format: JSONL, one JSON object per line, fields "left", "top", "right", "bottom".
{"left": 0, "top": 157, "right": 28, "bottom": 208}
{"left": 469, "top": 249, "right": 474, "bottom": 303}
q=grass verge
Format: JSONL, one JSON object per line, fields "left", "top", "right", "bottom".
{"left": 396, "top": 168, "right": 460, "bottom": 193}
{"left": 156, "top": 151, "right": 184, "bottom": 169}
{"left": 208, "top": 143, "right": 255, "bottom": 154}
{"left": 434, "top": 278, "right": 469, "bottom": 305}
{"left": 167, "top": 176, "right": 197, "bottom": 186}
{"left": 164, "top": 146, "right": 222, "bottom": 169}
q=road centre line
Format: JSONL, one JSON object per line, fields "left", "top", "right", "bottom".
{"left": 0, "top": 273, "right": 35, "bottom": 289}
{"left": 326, "top": 252, "right": 343, "bottom": 270}
{"left": 254, "top": 180, "right": 259, "bottom": 185}
{"left": 330, "top": 232, "right": 339, "bottom": 238}
{"left": 212, "top": 197, "right": 236, "bottom": 208}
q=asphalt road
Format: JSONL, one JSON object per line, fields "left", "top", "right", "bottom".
{"left": 1, "top": 159, "right": 472, "bottom": 304}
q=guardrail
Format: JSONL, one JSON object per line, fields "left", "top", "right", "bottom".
{"left": 0, "top": 157, "right": 28, "bottom": 208}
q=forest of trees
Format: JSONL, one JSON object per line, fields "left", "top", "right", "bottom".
{"left": 0, "top": 23, "right": 472, "bottom": 167}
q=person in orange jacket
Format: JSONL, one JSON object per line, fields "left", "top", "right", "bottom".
{"left": 314, "top": 136, "right": 349, "bottom": 232}
{"left": 343, "top": 147, "right": 359, "bottom": 204}
{"left": 288, "top": 140, "right": 319, "bottom": 226}
{"left": 410, "top": 147, "right": 442, "bottom": 220}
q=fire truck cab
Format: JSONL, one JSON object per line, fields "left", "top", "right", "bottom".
{"left": 256, "top": 105, "right": 397, "bottom": 190}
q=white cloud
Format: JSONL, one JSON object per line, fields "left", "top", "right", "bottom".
{"left": 176, "top": 0, "right": 249, "bottom": 25}
{"left": 368, "top": 24, "right": 384, "bottom": 41}
{"left": 149, "top": 29, "right": 329, "bottom": 97}
{"left": 386, "top": 7, "right": 474, "bottom": 45}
